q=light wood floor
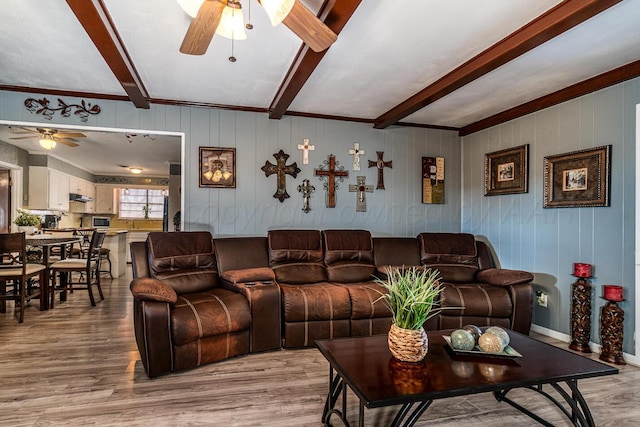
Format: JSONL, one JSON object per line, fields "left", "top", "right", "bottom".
{"left": 1, "top": 269, "right": 639, "bottom": 426}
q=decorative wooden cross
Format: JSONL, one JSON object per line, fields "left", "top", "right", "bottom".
{"left": 315, "top": 154, "right": 348, "bottom": 208}
{"left": 261, "top": 149, "right": 301, "bottom": 203}
{"left": 349, "top": 176, "right": 374, "bottom": 212}
{"left": 368, "top": 151, "right": 392, "bottom": 190}
{"left": 348, "top": 142, "right": 365, "bottom": 171}
{"left": 297, "top": 138, "right": 315, "bottom": 165}
{"left": 297, "top": 178, "right": 315, "bottom": 213}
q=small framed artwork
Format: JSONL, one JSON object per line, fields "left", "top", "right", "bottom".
{"left": 484, "top": 144, "right": 529, "bottom": 196}
{"left": 199, "top": 147, "right": 236, "bottom": 188}
{"left": 422, "top": 156, "right": 445, "bottom": 204}
{"left": 543, "top": 145, "right": 611, "bottom": 208}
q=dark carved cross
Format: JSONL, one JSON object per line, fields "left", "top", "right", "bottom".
{"left": 349, "top": 176, "right": 374, "bottom": 212}
{"left": 261, "top": 149, "right": 301, "bottom": 202}
{"left": 368, "top": 151, "right": 392, "bottom": 190}
{"left": 315, "top": 154, "right": 349, "bottom": 208}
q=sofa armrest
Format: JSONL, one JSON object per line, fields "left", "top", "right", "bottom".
{"left": 220, "top": 272, "right": 281, "bottom": 353}
{"left": 132, "top": 297, "right": 174, "bottom": 378}
{"left": 130, "top": 278, "right": 177, "bottom": 304}
{"left": 476, "top": 268, "right": 533, "bottom": 286}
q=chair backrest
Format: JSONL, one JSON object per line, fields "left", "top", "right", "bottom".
{"left": 87, "top": 230, "right": 107, "bottom": 264}
{"left": 0, "top": 232, "right": 27, "bottom": 274}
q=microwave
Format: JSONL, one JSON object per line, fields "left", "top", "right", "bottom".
{"left": 92, "top": 216, "right": 111, "bottom": 228}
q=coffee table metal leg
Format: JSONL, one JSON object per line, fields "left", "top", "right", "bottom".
{"left": 323, "top": 366, "right": 350, "bottom": 427}
{"left": 494, "top": 380, "right": 595, "bottom": 427}
{"left": 390, "top": 401, "right": 433, "bottom": 427}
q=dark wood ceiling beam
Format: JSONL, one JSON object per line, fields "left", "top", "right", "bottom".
{"left": 66, "top": 0, "right": 150, "bottom": 109}
{"left": 268, "top": 0, "right": 361, "bottom": 120}
{"left": 459, "top": 59, "right": 640, "bottom": 136}
{"left": 373, "top": 0, "right": 622, "bottom": 129}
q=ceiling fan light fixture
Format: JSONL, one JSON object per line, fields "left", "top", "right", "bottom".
{"left": 130, "top": 167, "right": 143, "bottom": 174}
{"left": 39, "top": 135, "right": 56, "bottom": 150}
{"left": 177, "top": 0, "right": 205, "bottom": 18}
{"left": 216, "top": 1, "right": 247, "bottom": 40}
{"left": 260, "top": 0, "right": 295, "bottom": 26}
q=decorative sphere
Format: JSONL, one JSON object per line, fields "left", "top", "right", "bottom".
{"left": 450, "top": 329, "right": 476, "bottom": 351}
{"left": 485, "top": 326, "right": 510, "bottom": 346}
{"left": 478, "top": 332, "right": 505, "bottom": 353}
{"left": 462, "top": 324, "right": 482, "bottom": 344}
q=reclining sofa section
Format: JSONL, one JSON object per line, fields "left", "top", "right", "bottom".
{"left": 130, "top": 230, "right": 533, "bottom": 377}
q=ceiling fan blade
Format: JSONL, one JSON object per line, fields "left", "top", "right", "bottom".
{"left": 282, "top": 0, "right": 337, "bottom": 53}
{"left": 53, "top": 132, "right": 86, "bottom": 138}
{"left": 57, "top": 138, "right": 79, "bottom": 148}
{"left": 9, "top": 136, "right": 36, "bottom": 140}
{"left": 180, "top": 0, "right": 226, "bottom": 55}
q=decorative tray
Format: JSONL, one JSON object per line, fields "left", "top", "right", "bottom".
{"left": 443, "top": 336, "right": 522, "bottom": 359}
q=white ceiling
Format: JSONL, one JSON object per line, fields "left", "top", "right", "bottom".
{"left": 0, "top": 0, "right": 639, "bottom": 175}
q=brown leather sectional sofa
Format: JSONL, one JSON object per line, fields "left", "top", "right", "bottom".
{"left": 130, "top": 229, "right": 534, "bottom": 377}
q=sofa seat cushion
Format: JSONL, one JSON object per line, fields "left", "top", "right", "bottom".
{"left": 171, "top": 288, "right": 251, "bottom": 346}
{"left": 280, "top": 282, "right": 351, "bottom": 322}
{"left": 440, "top": 282, "right": 513, "bottom": 318}
{"left": 342, "top": 282, "right": 391, "bottom": 320}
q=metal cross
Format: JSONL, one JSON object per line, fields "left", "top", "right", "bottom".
{"left": 348, "top": 142, "right": 365, "bottom": 171}
{"left": 315, "top": 154, "right": 349, "bottom": 208}
{"left": 261, "top": 149, "right": 301, "bottom": 202}
{"left": 297, "top": 138, "right": 315, "bottom": 165}
{"left": 368, "top": 151, "right": 392, "bottom": 190}
{"left": 349, "top": 176, "right": 374, "bottom": 212}
{"left": 297, "top": 178, "right": 315, "bottom": 213}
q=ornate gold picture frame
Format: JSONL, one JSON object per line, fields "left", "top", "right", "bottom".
{"left": 543, "top": 145, "right": 611, "bottom": 208}
{"left": 484, "top": 144, "right": 529, "bottom": 196}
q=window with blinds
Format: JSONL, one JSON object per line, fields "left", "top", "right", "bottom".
{"left": 119, "top": 188, "right": 165, "bottom": 219}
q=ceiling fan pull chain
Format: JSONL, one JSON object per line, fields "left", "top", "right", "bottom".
{"left": 246, "top": 0, "right": 253, "bottom": 30}
{"left": 229, "top": 36, "right": 237, "bottom": 62}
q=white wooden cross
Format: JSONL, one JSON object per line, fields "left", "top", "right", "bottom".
{"left": 297, "top": 138, "right": 315, "bottom": 165}
{"left": 348, "top": 142, "right": 365, "bottom": 171}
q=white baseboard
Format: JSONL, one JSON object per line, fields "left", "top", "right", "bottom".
{"left": 531, "top": 324, "right": 639, "bottom": 367}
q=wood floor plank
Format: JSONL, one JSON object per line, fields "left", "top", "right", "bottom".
{"left": 1, "top": 268, "right": 638, "bottom": 426}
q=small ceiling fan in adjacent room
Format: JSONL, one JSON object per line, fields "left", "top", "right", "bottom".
{"left": 9, "top": 127, "right": 86, "bottom": 150}
{"left": 178, "top": 0, "right": 337, "bottom": 57}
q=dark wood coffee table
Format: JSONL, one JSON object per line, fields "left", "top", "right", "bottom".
{"left": 316, "top": 330, "right": 618, "bottom": 427}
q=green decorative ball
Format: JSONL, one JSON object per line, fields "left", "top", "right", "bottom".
{"left": 450, "top": 329, "right": 476, "bottom": 351}
{"left": 485, "top": 326, "right": 510, "bottom": 346}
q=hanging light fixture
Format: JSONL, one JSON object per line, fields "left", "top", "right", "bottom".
{"left": 39, "top": 134, "right": 56, "bottom": 150}
{"left": 216, "top": 0, "right": 247, "bottom": 40}
{"left": 130, "top": 167, "right": 143, "bottom": 174}
{"left": 260, "top": 0, "right": 294, "bottom": 26}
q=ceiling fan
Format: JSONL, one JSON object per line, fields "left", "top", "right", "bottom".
{"left": 178, "top": 0, "right": 337, "bottom": 55}
{"left": 10, "top": 127, "right": 86, "bottom": 149}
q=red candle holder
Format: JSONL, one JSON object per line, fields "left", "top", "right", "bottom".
{"left": 573, "top": 263, "right": 591, "bottom": 278}
{"left": 603, "top": 285, "right": 624, "bottom": 302}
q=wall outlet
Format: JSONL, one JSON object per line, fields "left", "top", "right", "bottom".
{"left": 536, "top": 292, "right": 548, "bottom": 307}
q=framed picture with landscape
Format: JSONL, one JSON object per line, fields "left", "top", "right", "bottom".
{"left": 543, "top": 145, "right": 611, "bottom": 208}
{"left": 484, "top": 144, "right": 529, "bottom": 196}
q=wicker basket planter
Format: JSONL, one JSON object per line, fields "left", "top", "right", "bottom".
{"left": 388, "top": 323, "right": 428, "bottom": 363}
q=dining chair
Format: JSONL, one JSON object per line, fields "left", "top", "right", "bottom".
{"left": 0, "top": 232, "right": 47, "bottom": 323}
{"left": 49, "top": 230, "right": 106, "bottom": 308}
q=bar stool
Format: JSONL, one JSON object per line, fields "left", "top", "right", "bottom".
{"left": 99, "top": 247, "right": 113, "bottom": 278}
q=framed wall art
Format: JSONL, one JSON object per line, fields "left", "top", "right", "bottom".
{"left": 422, "top": 156, "right": 445, "bottom": 204}
{"left": 484, "top": 144, "right": 529, "bottom": 196}
{"left": 199, "top": 147, "right": 236, "bottom": 188}
{"left": 543, "top": 145, "right": 611, "bottom": 208}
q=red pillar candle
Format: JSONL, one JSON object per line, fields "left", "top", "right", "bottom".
{"left": 573, "top": 263, "right": 591, "bottom": 278}
{"left": 603, "top": 285, "right": 624, "bottom": 302}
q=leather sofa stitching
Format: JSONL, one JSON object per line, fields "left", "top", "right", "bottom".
{"left": 478, "top": 286, "right": 493, "bottom": 316}
{"left": 181, "top": 297, "right": 203, "bottom": 365}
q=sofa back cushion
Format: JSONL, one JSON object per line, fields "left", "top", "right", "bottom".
{"left": 214, "top": 237, "right": 269, "bottom": 273}
{"left": 323, "top": 229, "right": 375, "bottom": 282}
{"left": 147, "top": 231, "right": 218, "bottom": 295}
{"left": 268, "top": 230, "right": 327, "bottom": 284}
{"left": 418, "top": 232, "right": 479, "bottom": 283}
{"left": 373, "top": 237, "right": 421, "bottom": 268}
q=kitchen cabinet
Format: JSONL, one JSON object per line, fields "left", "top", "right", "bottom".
{"left": 29, "top": 167, "right": 70, "bottom": 211}
{"left": 69, "top": 177, "right": 96, "bottom": 214}
{"left": 95, "top": 185, "right": 118, "bottom": 214}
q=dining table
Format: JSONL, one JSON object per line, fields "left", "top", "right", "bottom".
{"left": 25, "top": 233, "right": 82, "bottom": 310}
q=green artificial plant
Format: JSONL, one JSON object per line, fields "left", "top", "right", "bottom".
{"left": 14, "top": 209, "right": 41, "bottom": 227}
